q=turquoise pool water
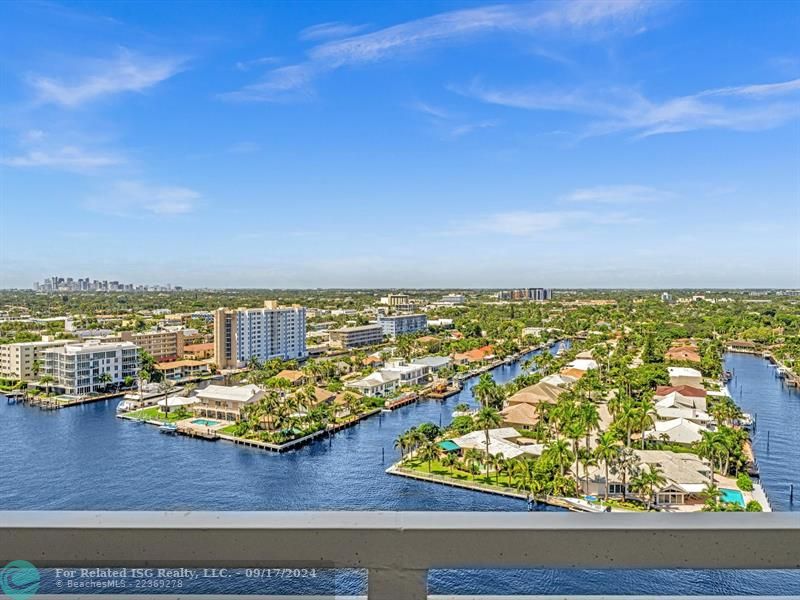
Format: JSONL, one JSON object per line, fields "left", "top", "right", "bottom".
{"left": 191, "top": 418, "right": 219, "bottom": 427}
{"left": 720, "top": 487, "right": 745, "bottom": 507}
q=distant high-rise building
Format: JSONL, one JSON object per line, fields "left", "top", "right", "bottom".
{"left": 214, "top": 301, "right": 307, "bottom": 369}
{"left": 499, "top": 288, "right": 552, "bottom": 301}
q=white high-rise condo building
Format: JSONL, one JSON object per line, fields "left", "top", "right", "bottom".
{"left": 43, "top": 340, "right": 140, "bottom": 396}
{"left": 214, "top": 301, "right": 307, "bottom": 369}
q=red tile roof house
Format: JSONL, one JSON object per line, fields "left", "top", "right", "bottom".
{"left": 655, "top": 385, "right": 707, "bottom": 398}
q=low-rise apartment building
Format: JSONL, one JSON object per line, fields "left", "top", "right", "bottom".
{"left": 0, "top": 338, "right": 70, "bottom": 381}
{"left": 116, "top": 329, "right": 185, "bottom": 361}
{"left": 43, "top": 340, "right": 139, "bottom": 395}
{"left": 155, "top": 359, "right": 214, "bottom": 382}
{"left": 329, "top": 324, "right": 384, "bottom": 349}
{"left": 377, "top": 314, "right": 428, "bottom": 338}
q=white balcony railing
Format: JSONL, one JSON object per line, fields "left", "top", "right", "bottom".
{"left": 1, "top": 512, "right": 798, "bottom": 599}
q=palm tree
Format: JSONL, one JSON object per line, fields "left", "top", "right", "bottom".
{"left": 635, "top": 397, "right": 656, "bottom": 449}
{"left": 474, "top": 406, "right": 502, "bottom": 474}
{"left": 701, "top": 482, "right": 722, "bottom": 511}
{"left": 594, "top": 431, "right": 620, "bottom": 500}
{"left": 418, "top": 440, "right": 439, "bottom": 473}
{"left": 98, "top": 372, "right": 113, "bottom": 392}
{"left": 473, "top": 373, "right": 501, "bottom": 408}
{"left": 463, "top": 448, "right": 483, "bottom": 479}
{"left": 543, "top": 438, "right": 574, "bottom": 480}
{"left": 39, "top": 374, "right": 54, "bottom": 397}
{"left": 610, "top": 446, "right": 639, "bottom": 502}
{"left": 441, "top": 452, "right": 457, "bottom": 475}
{"left": 630, "top": 464, "right": 666, "bottom": 509}
{"left": 394, "top": 433, "right": 409, "bottom": 461}
{"left": 158, "top": 380, "right": 174, "bottom": 417}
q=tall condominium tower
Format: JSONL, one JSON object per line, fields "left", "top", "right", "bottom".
{"left": 213, "top": 301, "right": 307, "bottom": 369}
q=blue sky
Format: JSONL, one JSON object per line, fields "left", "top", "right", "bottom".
{"left": 1, "top": 0, "right": 798, "bottom": 289}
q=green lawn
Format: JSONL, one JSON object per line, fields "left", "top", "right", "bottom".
{"left": 126, "top": 407, "right": 187, "bottom": 422}
{"left": 405, "top": 458, "right": 522, "bottom": 490}
{"left": 218, "top": 424, "right": 240, "bottom": 435}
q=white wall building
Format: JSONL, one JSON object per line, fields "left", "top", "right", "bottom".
{"left": 377, "top": 314, "right": 428, "bottom": 338}
{"left": 214, "top": 301, "right": 307, "bottom": 369}
{"left": 43, "top": 340, "right": 139, "bottom": 395}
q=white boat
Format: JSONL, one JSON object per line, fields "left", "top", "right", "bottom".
{"left": 116, "top": 398, "right": 137, "bottom": 412}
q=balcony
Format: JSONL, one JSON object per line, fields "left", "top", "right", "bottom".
{"left": 1, "top": 511, "right": 798, "bottom": 599}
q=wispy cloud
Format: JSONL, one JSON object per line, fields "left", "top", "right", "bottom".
{"left": 452, "top": 208, "right": 641, "bottom": 236}
{"left": 562, "top": 184, "right": 671, "bottom": 204}
{"left": 409, "top": 101, "right": 498, "bottom": 137}
{"left": 299, "top": 21, "right": 370, "bottom": 42}
{"left": 1, "top": 146, "right": 123, "bottom": 171}
{"left": 456, "top": 77, "right": 800, "bottom": 137}
{"left": 29, "top": 50, "right": 185, "bottom": 107}
{"left": 84, "top": 180, "right": 201, "bottom": 216}
{"left": 227, "top": 141, "right": 261, "bottom": 154}
{"left": 235, "top": 56, "right": 281, "bottom": 71}
{"left": 223, "top": 0, "right": 653, "bottom": 102}
{"left": 449, "top": 120, "right": 498, "bottom": 137}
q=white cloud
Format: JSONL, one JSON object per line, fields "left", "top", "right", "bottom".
{"left": 563, "top": 184, "right": 670, "bottom": 204}
{"left": 224, "top": 0, "right": 653, "bottom": 101}
{"left": 299, "top": 22, "right": 369, "bottom": 42}
{"left": 452, "top": 208, "right": 640, "bottom": 236}
{"left": 85, "top": 181, "right": 201, "bottom": 216}
{"left": 456, "top": 77, "right": 800, "bottom": 137}
{"left": 29, "top": 50, "right": 185, "bottom": 107}
{"left": 235, "top": 56, "right": 281, "bottom": 71}
{"left": 1, "top": 146, "right": 123, "bottom": 171}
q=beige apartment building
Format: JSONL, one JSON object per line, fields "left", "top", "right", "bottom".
{"left": 329, "top": 324, "right": 384, "bottom": 349}
{"left": 0, "top": 338, "right": 70, "bottom": 381}
{"left": 104, "top": 329, "right": 185, "bottom": 361}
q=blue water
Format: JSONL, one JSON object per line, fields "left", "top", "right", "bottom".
{"left": 1, "top": 345, "right": 798, "bottom": 595}
{"left": 725, "top": 352, "right": 800, "bottom": 513}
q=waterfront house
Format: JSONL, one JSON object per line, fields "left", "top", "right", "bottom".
{"left": 540, "top": 373, "right": 578, "bottom": 387}
{"left": 345, "top": 371, "right": 401, "bottom": 397}
{"left": 667, "top": 367, "right": 704, "bottom": 389}
{"left": 655, "top": 397, "right": 712, "bottom": 425}
{"left": 194, "top": 384, "right": 264, "bottom": 421}
{"left": 559, "top": 367, "right": 587, "bottom": 380}
{"left": 382, "top": 360, "right": 431, "bottom": 386}
{"left": 411, "top": 355, "right": 452, "bottom": 372}
{"left": 565, "top": 358, "right": 598, "bottom": 371}
{"left": 645, "top": 417, "right": 708, "bottom": 445}
{"left": 450, "top": 428, "right": 542, "bottom": 459}
{"left": 584, "top": 450, "right": 711, "bottom": 506}
{"left": 500, "top": 403, "right": 539, "bottom": 431}
{"left": 653, "top": 388, "right": 706, "bottom": 412}
{"left": 665, "top": 346, "right": 702, "bottom": 364}
{"left": 452, "top": 345, "right": 494, "bottom": 365}
{"left": 506, "top": 381, "right": 564, "bottom": 406}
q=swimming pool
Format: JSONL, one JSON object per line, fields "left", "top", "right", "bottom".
{"left": 191, "top": 419, "right": 220, "bottom": 427}
{"left": 720, "top": 487, "right": 746, "bottom": 507}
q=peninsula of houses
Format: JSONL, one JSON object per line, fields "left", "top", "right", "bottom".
{"left": 2, "top": 287, "right": 797, "bottom": 512}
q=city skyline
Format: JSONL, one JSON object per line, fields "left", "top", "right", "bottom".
{"left": 1, "top": 1, "right": 799, "bottom": 289}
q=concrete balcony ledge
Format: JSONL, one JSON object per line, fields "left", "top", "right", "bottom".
{"left": 1, "top": 512, "right": 798, "bottom": 599}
